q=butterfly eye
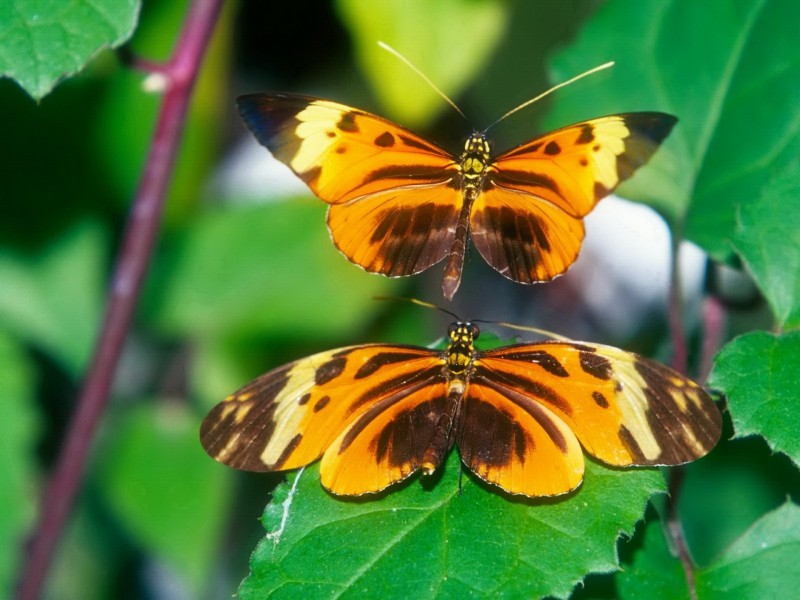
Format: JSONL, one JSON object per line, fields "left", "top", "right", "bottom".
{"left": 447, "top": 322, "right": 459, "bottom": 338}
{"left": 468, "top": 322, "right": 480, "bottom": 339}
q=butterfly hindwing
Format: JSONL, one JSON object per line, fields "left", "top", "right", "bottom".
{"left": 199, "top": 344, "right": 444, "bottom": 482}
{"left": 321, "top": 379, "right": 450, "bottom": 495}
{"left": 458, "top": 379, "right": 585, "bottom": 496}
{"left": 476, "top": 341, "right": 722, "bottom": 468}
{"left": 238, "top": 93, "right": 464, "bottom": 278}
{"left": 470, "top": 113, "right": 677, "bottom": 284}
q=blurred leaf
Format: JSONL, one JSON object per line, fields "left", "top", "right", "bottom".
{"left": 617, "top": 520, "right": 688, "bottom": 600}
{"left": 732, "top": 159, "right": 800, "bottom": 330}
{"left": 96, "top": 400, "right": 232, "bottom": 592}
{"left": 548, "top": 0, "right": 800, "bottom": 257}
{"left": 95, "top": 0, "right": 232, "bottom": 225}
{"left": 709, "top": 331, "right": 800, "bottom": 467}
{"left": 147, "top": 201, "right": 402, "bottom": 340}
{"left": 336, "top": 0, "right": 509, "bottom": 128}
{"left": 0, "top": 221, "right": 104, "bottom": 374}
{"left": 0, "top": 0, "right": 140, "bottom": 100}
{"left": 239, "top": 454, "right": 664, "bottom": 599}
{"left": 696, "top": 502, "right": 800, "bottom": 598}
{"left": 0, "top": 331, "right": 37, "bottom": 594}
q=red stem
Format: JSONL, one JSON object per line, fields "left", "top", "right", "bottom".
{"left": 16, "top": 1, "right": 223, "bottom": 598}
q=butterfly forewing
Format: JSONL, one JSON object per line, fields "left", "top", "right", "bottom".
{"left": 476, "top": 341, "right": 722, "bottom": 467}
{"left": 469, "top": 113, "right": 678, "bottom": 285}
{"left": 200, "top": 344, "right": 444, "bottom": 477}
{"left": 237, "top": 94, "right": 458, "bottom": 204}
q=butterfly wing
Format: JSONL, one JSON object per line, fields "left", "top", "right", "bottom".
{"left": 238, "top": 93, "right": 463, "bottom": 276}
{"left": 320, "top": 378, "right": 451, "bottom": 495}
{"left": 471, "top": 113, "right": 677, "bottom": 284}
{"left": 474, "top": 341, "right": 722, "bottom": 469}
{"left": 200, "top": 344, "right": 445, "bottom": 491}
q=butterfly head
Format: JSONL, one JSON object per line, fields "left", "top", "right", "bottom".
{"left": 446, "top": 321, "right": 479, "bottom": 374}
{"left": 460, "top": 133, "right": 491, "bottom": 182}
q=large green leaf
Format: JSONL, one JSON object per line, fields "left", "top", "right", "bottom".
{"left": 732, "top": 159, "right": 800, "bottom": 330}
{"left": 335, "top": 0, "right": 509, "bottom": 128}
{"left": 619, "top": 502, "right": 800, "bottom": 600}
{"left": 0, "top": 0, "right": 140, "bottom": 100}
{"left": 0, "top": 221, "right": 104, "bottom": 374}
{"left": 547, "top": 0, "right": 800, "bottom": 260}
{"left": 0, "top": 331, "right": 37, "bottom": 594}
{"left": 708, "top": 331, "right": 800, "bottom": 467}
{"left": 696, "top": 502, "right": 800, "bottom": 598}
{"left": 95, "top": 401, "right": 232, "bottom": 592}
{"left": 239, "top": 454, "right": 664, "bottom": 599}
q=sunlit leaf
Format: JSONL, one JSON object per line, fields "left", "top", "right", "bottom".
{"left": 0, "top": 0, "right": 140, "bottom": 100}
{"left": 336, "top": 0, "right": 509, "bottom": 127}
{"left": 709, "top": 331, "right": 800, "bottom": 467}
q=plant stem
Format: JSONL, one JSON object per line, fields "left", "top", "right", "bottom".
{"left": 667, "top": 237, "right": 687, "bottom": 374}
{"left": 16, "top": 1, "right": 223, "bottom": 598}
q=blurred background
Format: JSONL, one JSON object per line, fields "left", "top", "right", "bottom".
{"left": 2, "top": 0, "right": 796, "bottom": 598}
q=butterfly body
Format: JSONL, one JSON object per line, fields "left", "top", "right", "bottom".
{"left": 237, "top": 94, "right": 677, "bottom": 299}
{"left": 201, "top": 321, "right": 721, "bottom": 497}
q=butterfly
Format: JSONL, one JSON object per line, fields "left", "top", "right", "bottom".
{"left": 237, "top": 92, "right": 676, "bottom": 299}
{"left": 200, "top": 320, "right": 721, "bottom": 497}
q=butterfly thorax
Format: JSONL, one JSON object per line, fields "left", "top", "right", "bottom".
{"left": 458, "top": 133, "right": 492, "bottom": 188}
{"left": 446, "top": 321, "right": 479, "bottom": 379}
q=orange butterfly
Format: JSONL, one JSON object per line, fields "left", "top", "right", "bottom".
{"left": 237, "top": 93, "right": 676, "bottom": 299}
{"left": 200, "top": 320, "right": 721, "bottom": 497}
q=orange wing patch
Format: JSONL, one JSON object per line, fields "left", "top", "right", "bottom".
{"left": 239, "top": 93, "right": 675, "bottom": 298}
{"left": 201, "top": 321, "right": 721, "bottom": 498}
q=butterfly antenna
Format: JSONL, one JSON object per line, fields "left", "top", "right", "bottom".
{"left": 377, "top": 41, "right": 469, "bottom": 122}
{"left": 484, "top": 61, "right": 615, "bottom": 132}
{"left": 373, "top": 295, "right": 461, "bottom": 321}
{"left": 472, "top": 319, "right": 572, "bottom": 342}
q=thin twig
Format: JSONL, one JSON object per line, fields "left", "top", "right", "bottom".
{"left": 663, "top": 232, "right": 698, "bottom": 597}
{"left": 699, "top": 293, "right": 725, "bottom": 382}
{"left": 667, "top": 237, "right": 687, "bottom": 374}
{"left": 16, "top": 1, "right": 223, "bottom": 598}
{"left": 666, "top": 468, "right": 698, "bottom": 600}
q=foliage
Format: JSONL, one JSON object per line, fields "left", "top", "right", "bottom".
{"left": 2, "top": 0, "right": 799, "bottom": 598}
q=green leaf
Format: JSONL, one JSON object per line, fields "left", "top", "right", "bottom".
{"left": 0, "top": 331, "right": 38, "bottom": 593}
{"left": 0, "top": 0, "right": 141, "bottom": 100}
{"left": 0, "top": 221, "right": 104, "bottom": 374}
{"left": 696, "top": 502, "right": 800, "bottom": 598}
{"left": 618, "top": 502, "right": 800, "bottom": 600}
{"left": 732, "top": 158, "right": 800, "bottom": 330}
{"left": 708, "top": 331, "right": 800, "bottom": 467}
{"left": 335, "top": 0, "right": 509, "bottom": 128}
{"left": 548, "top": 0, "right": 800, "bottom": 258}
{"left": 617, "top": 520, "right": 689, "bottom": 600}
{"left": 95, "top": 401, "right": 232, "bottom": 592}
{"left": 239, "top": 454, "right": 664, "bottom": 599}
{"left": 147, "top": 201, "right": 402, "bottom": 340}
